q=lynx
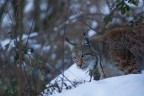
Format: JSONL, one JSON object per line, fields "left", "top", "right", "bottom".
{"left": 66, "top": 25, "right": 144, "bottom": 80}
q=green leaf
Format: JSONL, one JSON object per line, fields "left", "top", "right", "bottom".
{"left": 26, "top": 65, "right": 34, "bottom": 76}
{"left": 23, "top": 47, "right": 27, "bottom": 54}
{"left": 41, "top": 84, "right": 46, "bottom": 91}
{"left": 0, "top": 79, "right": 2, "bottom": 86}
{"left": 3, "top": 84, "right": 8, "bottom": 90}
{"left": 125, "top": 5, "right": 130, "bottom": 11}
{"left": 9, "top": 89, "right": 14, "bottom": 95}
{"left": 120, "top": 7, "right": 126, "bottom": 15}
{"left": 97, "top": 27, "right": 107, "bottom": 35}
{"left": 14, "top": 51, "right": 19, "bottom": 62}
{"left": 8, "top": 31, "right": 15, "bottom": 39}
{"left": 39, "top": 71, "right": 45, "bottom": 81}
{"left": 11, "top": 79, "right": 18, "bottom": 87}
{"left": 30, "top": 48, "right": 34, "bottom": 53}
{"left": 103, "top": 14, "right": 113, "bottom": 25}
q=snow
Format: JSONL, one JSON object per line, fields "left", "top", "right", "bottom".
{"left": 125, "top": 0, "right": 144, "bottom": 7}
{"left": 31, "top": 44, "right": 41, "bottom": 49}
{"left": 69, "top": 15, "right": 77, "bottom": 21}
{"left": 69, "top": 12, "right": 82, "bottom": 23}
{"left": 88, "top": 29, "right": 96, "bottom": 37}
{"left": 111, "top": 18, "right": 121, "bottom": 24}
{"left": 100, "top": 5, "right": 110, "bottom": 15}
{"left": 50, "top": 53, "right": 57, "bottom": 60}
{"left": 22, "top": 32, "right": 38, "bottom": 41}
{"left": 87, "top": 21, "right": 97, "bottom": 37}
{"left": 29, "top": 32, "right": 38, "bottom": 37}
{"left": 86, "top": 0, "right": 91, "bottom": 5}
{"left": 42, "top": 64, "right": 90, "bottom": 95}
{"left": 70, "top": 3, "right": 80, "bottom": 12}
{"left": 91, "top": 21, "right": 98, "bottom": 29}
{"left": 54, "top": 27, "right": 58, "bottom": 31}
{"left": 0, "top": 32, "right": 38, "bottom": 50}
{"left": 43, "top": 64, "right": 144, "bottom": 96}
{"left": 89, "top": 5, "right": 97, "bottom": 14}
{"left": 24, "top": 0, "right": 34, "bottom": 14}
{"left": 0, "top": 0, "right": 5, "bottom": 4}
{"left": 0, "top": 39, "right": 10, "bottom": 48}
{"left": 53, "top": 74, "right": 144, "bottom": 96}
{"left": 51, "top": 64, "right": 90, "bottom": 82}
{"left": 1, "top": 14, "right": 12, "bottom": 29}
{"left": 40, "top": 2, "right": 48, "bottom": 11}
{"left": 0, "top": 39, "right": 15, "bottom": 50}
{"left": 40, "top": 1, "right": 48, "bottom": 19}
{"left": 42, "top": 46, "right": 51, "bottom": 52}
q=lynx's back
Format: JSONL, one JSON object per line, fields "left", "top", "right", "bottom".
{"left": 103, "top": 25, "right": 144, "bottom": 74}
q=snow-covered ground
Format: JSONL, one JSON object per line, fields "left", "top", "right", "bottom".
{"left": 42, "top": 64, "right": 144, "bottom": 96}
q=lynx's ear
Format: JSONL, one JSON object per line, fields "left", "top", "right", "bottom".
{"left": 65, "top": 37, "right": 76, "bottom": 50}
{"left": 83, "top": 32, "right": 90, "bottom": 46}
{"left": 83, "top": 37, "right": 90, "bottom": 46}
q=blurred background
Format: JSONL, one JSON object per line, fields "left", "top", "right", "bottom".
{"left": 0, "top": 0, "right": 143, "bottom": 95}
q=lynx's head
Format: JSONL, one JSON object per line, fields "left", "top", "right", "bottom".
{"left": 66, "top": 37, "right": 97, "bottom": 69}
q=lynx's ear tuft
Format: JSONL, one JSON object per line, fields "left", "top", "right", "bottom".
{"left": 83, "top": 34, "right": 90, "bottom": 46}
{"left": 65, "top": 37, "right": 76, "bottom": 50}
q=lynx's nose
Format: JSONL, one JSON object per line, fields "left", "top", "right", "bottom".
{"left": 77, "top": 64, "right": 82, "bottom": 68}
{"left": 77, "top": 64, "right": 87, "bottom": 69}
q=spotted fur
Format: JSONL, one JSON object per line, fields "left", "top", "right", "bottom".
{"left": 66, "top": 25, "right": 144, "bottom": 80}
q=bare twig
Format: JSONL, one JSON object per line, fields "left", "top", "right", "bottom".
{"left": 18, "top": 0, "right": 23, "bottom": 95}
{"left": 0, "top": 71, "right": 12, "bottom": 90}
{"left": 25, "top": 0, "right": 40, "bottom": 47}
{"left": 33, "top": 51, "right": 76, "bottom": 88}
{"left": 62, "top": 0, "right": 72, "bottom": 91}
{"left": 22, "top": 62, "right": 33, "bottom": 94}
{"left": 70, "top": 8, "right": 96, "bottom": 32}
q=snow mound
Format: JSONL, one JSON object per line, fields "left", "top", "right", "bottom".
{"left": 52, "top": 74, "right": 144, "bottom": 96}
{"left": 44, "top": 64, "right": 144, "bottom": 96}
{"left": 53, "top": 64, "right": 90, "bottom": 82}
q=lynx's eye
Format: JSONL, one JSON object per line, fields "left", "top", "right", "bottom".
{"left": 82, "top": 53, "right": 91, "bottom": 58}
{"left": 73, "top": 57, "right": 77, "bottom": 61}
{"left": 82, "top": 55, "right": 86, "bottom": 58}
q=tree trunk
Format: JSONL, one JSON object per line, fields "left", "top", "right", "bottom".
{"left": 18, "top": 0, "right": 24, "bottom": 96}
